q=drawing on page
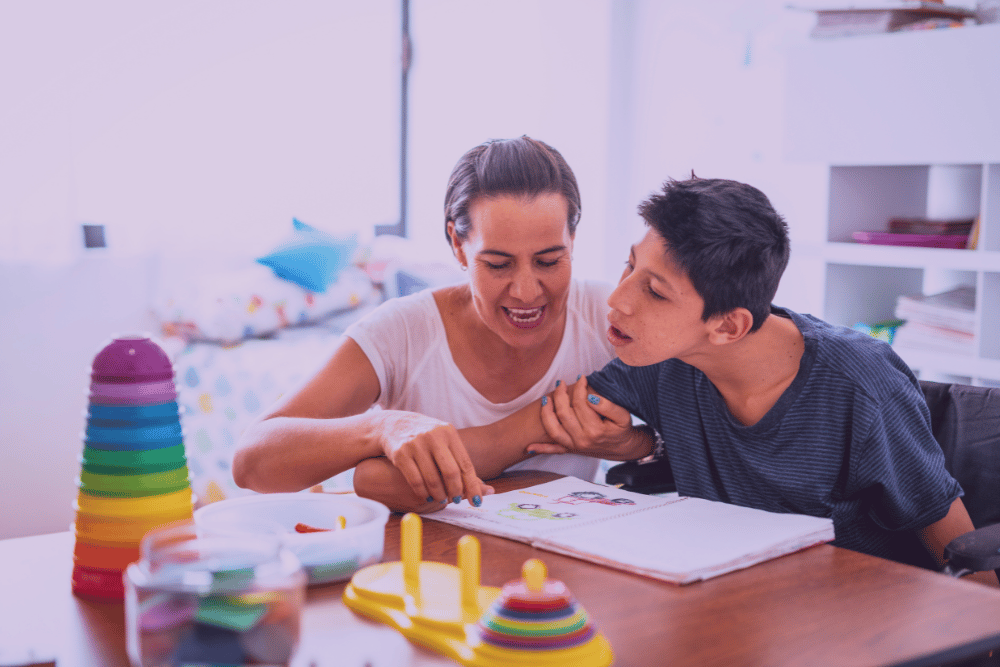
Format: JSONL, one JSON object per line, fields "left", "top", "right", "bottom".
{"left": 496, "top": 503, "right": 579, "bottom": 521}
{"left": 553, "top": 491, "right": 636, "bottom": 507}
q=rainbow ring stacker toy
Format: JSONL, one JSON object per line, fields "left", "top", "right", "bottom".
{"left": 71, "top": 336, "right": 194, "bottom": 601}
{"left": 343, "top": 513, "right": 613, "bottom": 667}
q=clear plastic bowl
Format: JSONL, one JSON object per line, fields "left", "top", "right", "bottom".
{"left": 194, "top": 493, "right": 390, "bottom": 585}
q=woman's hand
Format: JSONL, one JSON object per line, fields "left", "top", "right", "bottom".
{"left": 531, "top": 378, "right": 651, "bottom": 460}
{"left": 375, "top": 410, "right": 494, "bottom": 506}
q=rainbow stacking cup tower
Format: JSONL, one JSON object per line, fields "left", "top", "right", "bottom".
{"left": 72, "top": 336, "right": 193, "bottom": 600}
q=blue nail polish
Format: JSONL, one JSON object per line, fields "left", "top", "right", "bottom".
{"left": 541, "top": 395, "right": 548, "bottom": 406}
{"left": 426, "top": 496, "right": 434, "bottom": 502}
{"left": 588, "top": 394, "right": 600, "bottom": 405}
{"left": 555, "top": 380, "right": 561, "bottom": 387}
{"left": 577, "top": 374, "right": 582, "bottom": 381}
{"left": 440, "top": 499, "right": 447, "bottom": 504}
{"left": 452, "top": 496, "right": 461, "bottom": 504}
{"left": 473, "top": 495, "right": 482, "bottom": 507}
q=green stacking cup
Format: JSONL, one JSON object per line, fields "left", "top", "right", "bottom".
{"left": 81, "top": 460, "right": 187, "bottom": 476}
{"left": 78, "top": 466, "right": 191, "bottom": 498}
{"left": 81, "top": 444, "right": 187, "bottom": 470}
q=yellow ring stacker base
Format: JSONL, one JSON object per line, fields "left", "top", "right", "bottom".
{"left": 343, "top": 513, "right": 612, "bottom": 667}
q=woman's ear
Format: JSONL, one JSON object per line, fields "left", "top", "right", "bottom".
{"left": 708, "top": 308, "right": 753, "bottom": 345}
{"left": 446, "top": 220, "right": 467, "bottom": 267}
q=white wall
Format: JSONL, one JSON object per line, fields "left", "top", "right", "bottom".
{"left": 1, "top": 0, "right": 845, "bottom": 539}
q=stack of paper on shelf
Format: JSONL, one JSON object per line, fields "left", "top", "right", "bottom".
{"left": 789, "top": 2, "right": 976, "bottom": 38}
{"left": 426, "top": 477, "right": 835, "bottom": 585}
{"left": 893, "top": 284, "right": 977, "bottom": 355}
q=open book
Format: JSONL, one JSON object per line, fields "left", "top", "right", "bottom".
{"left": 426, "top": 477, "right": 835, "bottom": 585}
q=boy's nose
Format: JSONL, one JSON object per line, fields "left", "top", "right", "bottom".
{"left": 608, "top": 279, "right": 633, "bottom": 315}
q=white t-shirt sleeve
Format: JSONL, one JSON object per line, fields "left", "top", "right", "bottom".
{"left": 343, "top": 291, "right": 440, "bottom": 410}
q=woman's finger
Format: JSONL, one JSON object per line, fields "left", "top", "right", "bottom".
{"left": 576, "top": 382, "right": 632, "bottom": 428}
{"left": 526, "top": 442, "right": 570, "bottom": 455}
{"left": 392, "top": 454, "right": 432, "bottom": 504}
{"left": 408, "top": 440, "right": 450, "bottom": 503}
{"left": 539, "top": 392, "right": 573, "bottom": 448}
{"left": 551, "top": 380, "right": 586, "bottom": 444}
{"left": 445, "top": 438, "right": 489, "bottom": 506}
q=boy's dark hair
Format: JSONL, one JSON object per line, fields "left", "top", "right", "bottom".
{"left": 638, "top": 176, "right": 790, "bottom": 333}
{"left": 444, "top": 135, "right": 581, "bottom": 244}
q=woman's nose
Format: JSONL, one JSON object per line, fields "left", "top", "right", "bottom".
{"left": 510, "top": 267, "right": 542, "bottom": 303}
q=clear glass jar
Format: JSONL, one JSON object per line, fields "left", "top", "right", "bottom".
{"left": 124, "top": 520, "right": 306, "bottom": 667}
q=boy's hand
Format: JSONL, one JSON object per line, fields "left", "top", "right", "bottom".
{"left": 531, "top": 378, "right": 636, "bottom": 458}
{"left": 375, "top": 411, "right": 493, "bottom": 507}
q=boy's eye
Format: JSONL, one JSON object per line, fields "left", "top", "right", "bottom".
{"left": 647, "top": 286, "right": 666, "bottom": 300}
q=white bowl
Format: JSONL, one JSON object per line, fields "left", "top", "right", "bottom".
{"left": 194, "top": 493, "right": 390, "bottom": 585}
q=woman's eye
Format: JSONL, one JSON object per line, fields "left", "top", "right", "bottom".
{"left": 485, "top": 262, "right": 510, "bottom": 270}
{"left": 537, "top": 259, "right": 560, "bottom": 268}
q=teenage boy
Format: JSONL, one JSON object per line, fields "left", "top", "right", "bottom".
{"left": 525, "top": 176, "right": 995, "bottom": 585}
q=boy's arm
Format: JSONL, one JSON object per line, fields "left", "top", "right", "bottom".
{"left": 917, "top": 497, "right": 999, "bottom": 587}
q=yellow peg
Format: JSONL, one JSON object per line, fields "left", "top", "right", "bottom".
{"left": 401, "top": 513, "right": 422, "bottom": 606}
{"left": 337, "top": 515, "right": 347, "bottom": 530}
{"left": 522, "top": 558, "right": 547, "bottom": 593}
{"left": 457, "top": 535, "right": 480, "bottom": 621}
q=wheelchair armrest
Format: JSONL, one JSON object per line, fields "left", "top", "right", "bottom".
{"left": 604, "top": 456, "right": 677, "bottom": 495}
{"left": 943, "top": 522, "right": 1000, "bottom": 575}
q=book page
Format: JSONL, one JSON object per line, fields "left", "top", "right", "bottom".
{"left": 428, "top": 476, "right": 677, "bottom": 542}
{"left": 536, "top": 496, "right": 836, "bottom": 584}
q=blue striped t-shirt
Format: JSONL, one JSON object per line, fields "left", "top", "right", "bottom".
{"left": 588, "top": 307, "right": 962, "bottom": 568}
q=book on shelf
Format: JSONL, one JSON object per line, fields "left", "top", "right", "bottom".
{"left": 425, "top": 476, "right": 835, "bottom": 585}
{"left": 895, "top": 284, "right": 976, "bottom": 332}
{"left": 788, "top": 2, "right": 976, "bottom": 37}
{"left": 894, "top": 284, "right": 977, "bottom": 355}
{"left": 887, "top": 217, "right": 976, "bottom": 235}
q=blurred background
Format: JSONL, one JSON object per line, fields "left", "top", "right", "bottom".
{"left": 2, "top": 0, "right": 994, "bottom": 538}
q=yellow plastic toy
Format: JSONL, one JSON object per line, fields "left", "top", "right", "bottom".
{"left": 343, "top": 513, "right": 613, "bottom": 666}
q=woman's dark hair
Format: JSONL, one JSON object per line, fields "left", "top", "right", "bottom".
{"left": 638, "top": 176, "right": 790, "bottom": 333}
{"left": 444, "top": 136, "right": 581, "bottom": 244}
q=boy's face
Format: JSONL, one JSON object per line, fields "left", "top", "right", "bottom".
{"left": 606, "top": 228, "right": 717, "bottom": 367}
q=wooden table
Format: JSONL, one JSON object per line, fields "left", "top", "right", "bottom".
{"left": 3, "top": 470, "right": 1000, "bottom": 667}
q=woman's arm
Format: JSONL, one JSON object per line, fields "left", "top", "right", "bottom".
{"left": 233, "top": 337, "right": 489, "bottom": 503}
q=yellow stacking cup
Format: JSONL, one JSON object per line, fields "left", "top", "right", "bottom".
{"left": 75, "top": 487, "right": 194, "bottom": 518}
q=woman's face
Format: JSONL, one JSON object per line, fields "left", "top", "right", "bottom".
{"left": 452, "top": 193, "right": 574, "bottom": 350}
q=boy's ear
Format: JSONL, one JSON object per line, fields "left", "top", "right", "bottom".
{"left": 708, "top": 308, "right": 754, "bottom": 345}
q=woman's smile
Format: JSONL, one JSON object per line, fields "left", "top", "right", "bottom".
{"left": 503, "top": 305, "right": 546, "bottom": 329}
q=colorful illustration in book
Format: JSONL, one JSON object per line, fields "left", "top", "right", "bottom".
{"left": 553, "top": 491, "right": 636, "bottom": 507}
{"left": 497, "top": 503, "right": 578, "bottom": 521}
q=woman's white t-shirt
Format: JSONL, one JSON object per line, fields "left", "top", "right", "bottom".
{"left": 343, "top": 280, "right": 616, "bottom": 480}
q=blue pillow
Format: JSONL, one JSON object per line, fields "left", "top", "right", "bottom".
{"left": 256, "top": 218, "right": 358, "bottom": 293}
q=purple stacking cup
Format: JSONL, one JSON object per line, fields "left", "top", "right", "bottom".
{"left": 88, "top": 337, "right": 178, "bottom": 406}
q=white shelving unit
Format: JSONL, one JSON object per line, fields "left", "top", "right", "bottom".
{"left": 786, "top": 24, "right": 1000, "bottom": 386}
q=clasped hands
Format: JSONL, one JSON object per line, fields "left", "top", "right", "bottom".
{"left": 372, "top": 380, "right": 636, "bottom": 510}
{"left": 531, "top": 377, "right": 637, "bottom": 459}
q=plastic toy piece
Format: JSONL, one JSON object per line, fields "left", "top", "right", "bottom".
{"left": 343, "top": 513, "right": 612, "bottom": 666}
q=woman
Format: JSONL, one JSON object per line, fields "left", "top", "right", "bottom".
{"left": 233, "top": 136, "right": 614, "bottom": 512}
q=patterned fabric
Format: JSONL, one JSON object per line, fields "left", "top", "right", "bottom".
{"left": 172, "top": 324, "right": 362, "bottom": 505}
{"left": 587, "top": 306, "right": 962, "bottom": 569}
